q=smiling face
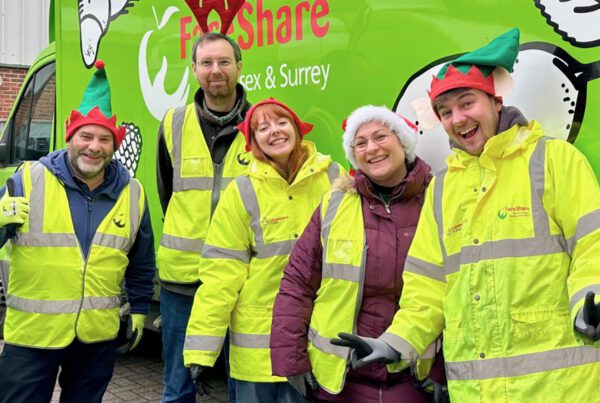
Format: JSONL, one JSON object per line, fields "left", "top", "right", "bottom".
{"left": 252, "top": 110, "right": 298, "bottom": 168}
{"left": 353, "top": 121, "right": 407, "bottom": 187}
{"left": 193, "top": 38, "right": 241, "bottom": 108}
{"left": 67, "top": 124, "right": 114, "bottom": 185}
{"left": 434, "top": 88, "right": 502, "bottom": 156}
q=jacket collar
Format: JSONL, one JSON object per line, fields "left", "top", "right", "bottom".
{"left": 40, "top": 149, "right": 130, "bottom": 199}
{"left": 342, "top": 157, "right": 431, "bottom": 202}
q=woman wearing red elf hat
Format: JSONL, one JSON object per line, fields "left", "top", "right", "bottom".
{"left": 183, "top": 98, "right": 344, "bottom": 402}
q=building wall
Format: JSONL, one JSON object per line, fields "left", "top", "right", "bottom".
{"left": 0, "top": 0, "right": 50, "bottom": 130}
{"left": 0, "top": 0, "right": 51, "bottom": 66}
{"left": 0, "top": 66, "right": 27, "bottom": 130}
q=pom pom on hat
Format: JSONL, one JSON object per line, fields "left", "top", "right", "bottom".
{"left": 65, "top": 60, "right": 126, "bottom": 149}
{"left": 342, "top": 105, "right": 418, "bottom": 168}
{"left": 237, "top": 98, "right": 313, "bottom": 151}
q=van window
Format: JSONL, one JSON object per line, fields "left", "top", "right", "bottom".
{"left": 4, "top": 62, "right": 55, "bottom": 165}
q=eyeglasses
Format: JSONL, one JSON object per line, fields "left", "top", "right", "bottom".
{"left": 195, "top": 59, "right": 235, "bottom": 70}
{"left": 351, "top": 131, "right": 393, "bottom": 153}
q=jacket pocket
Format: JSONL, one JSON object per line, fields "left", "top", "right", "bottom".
{"left": 326, "top": 238, "right": 356, "bottom": 265}
{"left": 181, "top": 155, "right": 208, "bottom": 177}
{"left": 442, "top": 319, "right": 463, "bottom": 340}
{"left": 511, "top": 307, "right": 570, "bottom": 336}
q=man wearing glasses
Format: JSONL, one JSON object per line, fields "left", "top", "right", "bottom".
{"left": 156, "top": 32, "right": 251, "bottom": 403}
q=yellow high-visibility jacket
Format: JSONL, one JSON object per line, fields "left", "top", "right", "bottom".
{"left": 307, "top": 186, "right": 436, "bottom": 394}
{"left": 157, "top": 103, "right": 251, "bottom": 283}
{"left": 184, "top": 141, "right": 343, "bottom": 382}
{"left": 5, "top": 161, "right": 144, "bottom": 348}
{"left": 384, "top": 121, "right": 600, "bottom": 402}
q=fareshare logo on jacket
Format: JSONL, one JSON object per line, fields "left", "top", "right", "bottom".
{"left": 497, "top": 205, "right": 531, "bottom": 219}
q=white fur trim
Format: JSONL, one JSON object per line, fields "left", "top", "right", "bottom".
{"left": 342, "top": 105, "right": 418, "bottom": 168}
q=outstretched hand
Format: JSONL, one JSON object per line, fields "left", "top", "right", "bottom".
{"left": 330, "top": 332, "right": 400, "bottom": 368}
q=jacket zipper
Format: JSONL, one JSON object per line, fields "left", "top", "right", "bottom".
{"left": 211, "top": 162, "right": 224, "bottom": 218}
{"left": 74, "top": 195, "right": 94, "bottom": 338}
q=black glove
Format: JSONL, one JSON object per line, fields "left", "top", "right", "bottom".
{"left": 330, "top": 332, "right": 400, "bottom": 368}
{"left": 287, "top": 372, "right": 318, "bottom": 400}
{"left": 116, "top": 315, "right": 138, "bottom": 355}
{"left": 418, "top": 378, "right": 450, "bottom": 403}
{"left": 580, "top": 291, "right": 600, "bottom": 341}
{"left": 189, "top": 364, "right": 212, "bottom": 396}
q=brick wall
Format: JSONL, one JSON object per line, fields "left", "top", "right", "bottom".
{"left": 0, "top": 66, "right": 28, "bottom": 121}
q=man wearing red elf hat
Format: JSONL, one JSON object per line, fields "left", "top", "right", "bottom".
{"left": 0, "top": 61, "right": 155, "bottom": 403}
{"left": 334, "top": 28, "right": 600, "bottom": 402}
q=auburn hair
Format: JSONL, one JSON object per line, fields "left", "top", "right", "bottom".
{"left": 249, "top": 103, "right": 308, "bottom": 184}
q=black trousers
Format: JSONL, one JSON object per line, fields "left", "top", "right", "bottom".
{"left": 0, "top": 338, "right": 117, "bottom": 403}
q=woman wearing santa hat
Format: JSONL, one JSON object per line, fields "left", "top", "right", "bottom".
{"left": 270, "top": 105, "right": 445, "bottom": 402}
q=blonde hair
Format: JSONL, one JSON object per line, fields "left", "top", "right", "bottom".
{"left": 249, "top": 103, "right": 308, "bottom": 184}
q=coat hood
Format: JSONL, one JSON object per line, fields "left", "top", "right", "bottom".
{"left": 40, "top": 149, "right": 132, "bottom": 198}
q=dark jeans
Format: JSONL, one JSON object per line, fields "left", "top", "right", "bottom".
{"left": 0, "top": 339, "right": 117, "bottom": 403}
{"left": 159, "top": 288, "right": 196, "bottom": 403}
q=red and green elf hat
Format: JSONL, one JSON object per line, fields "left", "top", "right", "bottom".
{"left": 65, "top": 60, "right": 126, "bottom": 149}
{"left": 428, "top": 28, "right": 520, "bottom": 102}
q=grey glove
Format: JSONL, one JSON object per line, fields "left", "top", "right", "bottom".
{"left": 330, "top": 332, "right": 400, "bottom": 369}
{"left": 575, "top": 291, "right": 600, "bottom": 341}
{"left": 287, "top": 372, "right": 318, "bottom": 400}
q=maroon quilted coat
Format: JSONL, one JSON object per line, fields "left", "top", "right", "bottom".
{"left": 271, "top": 157, "right": 443, "bottom": 401}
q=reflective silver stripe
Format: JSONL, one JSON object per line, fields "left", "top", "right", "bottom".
{"left": 7, "top": 294, "right": 120, "bottom": 314}
{"left": 221, "top": 177, "right": 234, "bottom": 190}
{"left": 128, "top": 179, "right": 142, "bottom": 248}
{"left": 404, "top": 256, "right": 446, "bottom": 283}
{"left": 379, "top": 332, "right": 420, "bottom": 362}
{"left": 567, "top": 209, "right": 600, "bottom": 255}
{"left": 236, "top": 176, "right": 294, "bottom": 259}
{"left": 446, "top": 346, "right": 600, "bottom": 381}
{"left": 322, "top": 263, "right": 360, "bottom": 282}
{"left": 184, "top": 334, "right": 225, "bottom": 352}
{"left": 160, "top": 234, "right": 204, "bottom": 253}
{"left": 92, "top": 233, "right": 129, "bottom": 251}
{"left": 432, "top": 169, "right": 449, "bottom": 263}
{"left": 174, "top": 177, "right": 213, "bottom": 191}
{"left": 321, "top": 191, "right": 345, "bottom": 260}
{"left": 229, "top": 331, "right": 270, "bottom": 348}
{"left": 27, "top": 162, "right": 46, "bottom": 233}
{"left": 202, "top": 244, "right": 250, "bottom": 263}
{"left": 529, "top": 137, "right": 550, "bottom": 237}
{"left": 308, "top": 326, "right": 348, "bottom": 359}
{"left": 16, "top": 233, "right": 78, "bottom": 247}
{"left": 444, "top": 234, "right": 566, "bottom": 275}
{"left": 254, "top": 240, "right": 295, "bottom": 259}
{"left": 170, "top": 105, "right": 186, "bottom": 192}
{"left": 570, "top": 284, "right": 600, "bottom": 310}
{"left": 327, "top": 163, "right": 340, "bottom": 184}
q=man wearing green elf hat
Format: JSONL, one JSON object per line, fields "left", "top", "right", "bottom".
{"left": 332, "top": 29, "right": 600, "bottom": 401}
{"left": 0, "top": 61, "right": 156, "bottom": 403}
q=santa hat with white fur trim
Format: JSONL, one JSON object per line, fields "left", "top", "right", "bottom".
{"left": 342, "top": 105, "right": 418, "bottom": 168}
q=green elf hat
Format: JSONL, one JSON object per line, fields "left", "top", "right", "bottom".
{"left": 65, "top": 60, "right": 126, "bottom": 149}
{"left": 428, "top": 28, "right": 520, "bottom": 102}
